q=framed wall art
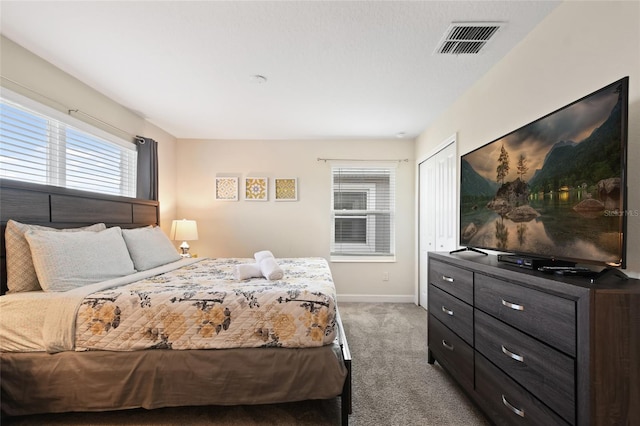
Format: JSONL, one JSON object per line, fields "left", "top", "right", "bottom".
{"left": 274, "top": 178, "right": 298, "bottom": 201}
{"left": 215, "top": 177, "right": 239, "bottom": 201}
{"left": 245, "top": 177, "right": 268, "bottom": 201}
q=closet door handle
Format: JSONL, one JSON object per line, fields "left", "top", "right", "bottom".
{"left": 501, "top": 345, "right": 524, "bottom": 363}
{"left": 442, "top": 340, "right": 454, "bottom": 351}
{"left": 441, "top": 306, "right": 454, "bottom": 316}
{"left": 502, "top": 394, "right": 525, "bottom": 418}
{"left": 442, "top": 275, "right": 454, "bottom": 283}
{"left": 501, "top": 299, "right": 524, "bottom": 311}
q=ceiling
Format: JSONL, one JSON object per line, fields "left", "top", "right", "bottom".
{"left": 0, "top": 1, "right": 559, "bottom": 141}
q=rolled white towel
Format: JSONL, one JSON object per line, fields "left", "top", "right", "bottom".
{"left": 254, "top": 250, "right": 275, "bottom": 263}
{"left": 260, "top": 257, "right": 284, "bottom": 280}
{"left": 235, "top": 263, "right": 262, "bottom": 280}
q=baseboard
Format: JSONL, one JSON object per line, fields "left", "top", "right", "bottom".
{"left": 337, "top": 294, "right": 415, "bottom": 303}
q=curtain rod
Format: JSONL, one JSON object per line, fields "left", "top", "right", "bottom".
{"left": 317, "top": 158, "right": 409, "bottom": 163}
{"left": 1, "top": 75, "right": 144, "bottom": 143}
{"left": 67, "top": 109, "right": 144, "bottom": 143}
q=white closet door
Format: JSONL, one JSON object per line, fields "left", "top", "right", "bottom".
{"left": 435, "top": 145, "right": 457, "bottom": 251}
{"left": 419, "top": 159, "right": 435, "bottom": 308}
{"left": 418, "top": 141, "right": 457, "bottom": 308}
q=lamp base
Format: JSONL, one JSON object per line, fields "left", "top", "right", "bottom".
{"left": 179, "top": 241, "right": 191, "bottom": 258}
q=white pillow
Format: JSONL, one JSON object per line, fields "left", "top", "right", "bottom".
{"left": 4, "top": 220, "right": 107, "bottom": 293}
{"left": 25, "top": 226, "right": 136, "bottom": 292}
{"left": 121, "top": 226, "right": 181, "bottom": 271}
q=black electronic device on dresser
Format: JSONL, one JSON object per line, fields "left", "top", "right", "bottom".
{"left": 427, "top": 251, "right": 640, "bottom": 426}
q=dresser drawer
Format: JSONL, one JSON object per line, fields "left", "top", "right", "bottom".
{"left": 428, "top": 315, "right": 473, "bottom": 390}
{"left": 475, "top": 274, "right": 576, "bottom": 356}
{"left": 475, "top": 352, "right": 571, "bottom": 426}
{"left": 428, "top": 284, "right": 473, "bottom": 345}
{"left": 475, "top": 310, "right": 575, "bottom": 424}
{"left": 429, "top": 260, "right": 473, "bottom": 304}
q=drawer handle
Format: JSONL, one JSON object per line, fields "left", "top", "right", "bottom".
{"left": 501, "top": 299, "right": 524, "bottom": 311}
{"left": 501, "top": 345, "right": 524, "bottom": 363}
{"left": 501, "top": 394, "right": 525, "bottom": 418}
{"left": 441, "top": 306, "right": 454, "bottom": 316}
{"left": 442, "top": 340, "right": 454, "bottom": 351}
{"left": 442, "top": 275, "right": 454, "bottom": 283}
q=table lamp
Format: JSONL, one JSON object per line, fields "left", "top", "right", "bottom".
{"left": 170, "top": 219, "right": 198, "bottom": 257}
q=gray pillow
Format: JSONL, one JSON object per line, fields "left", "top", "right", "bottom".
{"left": 122, "top": 226, "right": 181, "bottom": 271}
{"left": 4, "top": 220, "right": 106, "bottom": 293}
{"left": 25, "top": 226, "right": 136, "bottom": 292}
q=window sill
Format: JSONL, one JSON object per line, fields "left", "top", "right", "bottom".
{"left": 330, "top": 255, "right": 396, "bottom": 263}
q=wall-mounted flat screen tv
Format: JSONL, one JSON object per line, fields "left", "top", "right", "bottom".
{"left": 460, "top": 77, "right": 628, "bottom": 268}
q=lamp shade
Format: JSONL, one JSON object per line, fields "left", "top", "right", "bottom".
{"left": 170, "top": 219, "right": 198, "bottom": 241}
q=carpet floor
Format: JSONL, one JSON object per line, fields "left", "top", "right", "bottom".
{"left": 5, "top": 303, "right": 488, "bottom": 425}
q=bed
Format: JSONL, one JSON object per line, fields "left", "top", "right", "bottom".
{"left": 0, "top": 179, "right": 352, "bottom": 424}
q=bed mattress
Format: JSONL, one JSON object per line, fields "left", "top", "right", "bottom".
{"left": 0, "top": 257, "right": 338, "bottom": 352}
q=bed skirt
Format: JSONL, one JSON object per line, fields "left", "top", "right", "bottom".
{"left": 1, "top": 343, "right": 347, "bottom": 416}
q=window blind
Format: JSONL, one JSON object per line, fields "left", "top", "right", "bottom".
{"left": 331, "top": 165, "right": 396, "bottom": 260}
{"left": 0, "top": 92, "right": 136, "bottom": 198}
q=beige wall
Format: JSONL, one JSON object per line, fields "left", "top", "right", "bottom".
{"left": 175, "top": 138, "right": 416, "bottom": 300}
{"left": 416, "top": 1, "right": 640, "bottom": 278}
{"left": 0, "top": 36, "right": 179, "bottom": 231}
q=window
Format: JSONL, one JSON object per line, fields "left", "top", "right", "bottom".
{"left": 0, "top": 89, "right": 137, "bottom": 197}
{"left": 331, "top": 164, "right": 396, "bottom": 261}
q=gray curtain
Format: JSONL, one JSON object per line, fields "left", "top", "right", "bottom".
{"left": 136, "top": 136, "right": 158, "bottom": 200}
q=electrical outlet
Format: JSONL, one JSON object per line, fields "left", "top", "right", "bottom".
{"left": 383, "top": 272, "right": 389, "bottom": 281}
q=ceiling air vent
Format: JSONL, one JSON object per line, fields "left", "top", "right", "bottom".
{"left": 435, "top": 22, "right": 503, "bottom": 55}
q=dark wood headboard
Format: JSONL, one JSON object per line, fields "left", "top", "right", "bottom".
{"left": 0, "top": 178, "right": 160, "bottom": 294}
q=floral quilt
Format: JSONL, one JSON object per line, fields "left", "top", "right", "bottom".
{"left": 74, "top": 258, "right": 337, "bottom": 351}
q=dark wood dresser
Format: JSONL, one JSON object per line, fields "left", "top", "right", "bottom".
{"left": 427, "top": 251, "right": 640, "bottom": 426}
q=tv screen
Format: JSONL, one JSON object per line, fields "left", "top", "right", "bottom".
{"left": 460, "top": 77, "right": 628, "bottom": 268}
